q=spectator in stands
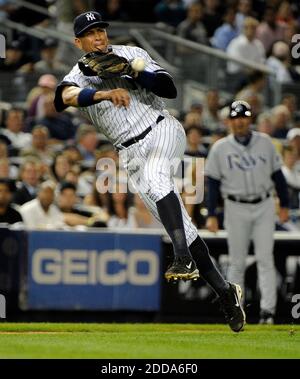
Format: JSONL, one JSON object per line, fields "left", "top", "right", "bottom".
{"left": 287, "top": 128, "right": 300, "bottom": 163}
{"left": 202, "top": 0, "right": 222, "bottom": 38}
{"left": 107, "top": 181, "right": 134, "bottom": 228}
{"left": 84, "top": 179, "right": 111, "bottom": 214}
{"left": 0, "top": 158, "right": 9, "bottom": 179}
{"left": 271, "top": 104, "right": 291, "bottom": 139}
{"left": 65, "top": 167, "right": 80, "bottom": 188}
{"left": 183, "top": 103, "right": 203, "bottom": 127}
{"left": 185, "top": 126, "right": 207, "bottom": 157}
{"left": 155, "top": 0, "right": 186, "bottom": 28}
{"left": 256, "top": 112, "right": 283, "bottom": 154}
{"left": 0, "top": 157, "right": 18, "bottom": 179}
{"left": 276, "top": 1, "right": 296, "bottom": 27}
{"left": 20, "top": 180, "right": 65, "bottom": 229}
{"left": 0, "top": 142, "right": 7, "bottom": 159}
{"left": 0, "top": 40, "right": 29, "bottom": 71}
{"left": 129, "top": 194, "right": 162, "bottom": 229}
{"left": 0, "top": 107, "right": 32, "bottom": 153}
{"left": 211, "top": 7, "right": 238, "bottom": 51}
{"left": 227, "top": 17, "right": 266, "bottom": 74}
{"left": 183, "top": 109, "right": 201, "bottom": 127}
{"left": 235, "top": 70, "right": 266, "bottom": 99}
{"left": 29, "top": 93, "right": 77, "bottom": 140}
{"left": 281, "top": 94, "right": 300, "bottom": 124}
{"left": 31, "top": 38, "right": 69, "bottom": 75}
{"left": 95, "top": 0, "right": 129, "bottom": 21}
{"left": 0, "top": 178, "right": 23, "bottom": 224}
{"left": 281, "top": 145, "right": 300, "bottom": 210}
{"left": 20, "top": 125, "right": 54, "bottom": 163}
{"left": 50, "top": 153, "right": 71, "bottom": 184}
{"left": 61, "top": 145, "right": 82, "bottom": 166}
{"left": 235, "top": 0, "right": 254, "bottom": 33}
{"left": 177, "top": 2, "right": 207, "bottom": 45}
{"left": 76, "top": 124, "right": 98, "bottom": 162}
{"left": 235, "top": 71, "right": 266, "bottom": 114}
{"left": 266, "top": 41, "right": 295, "bottom": 84}
{"left": 13, "top": 159, "right": 40, "bottom": 205}
{"left": 256, "top": 6, "right": 286, "bottom": 54}
{"left": 201, "top": 89, "right": 222, "bottom": 132}
{"left": 57, "top": 181, "right": 107, "bottom": 227}
{"left": 26, "top": 74, "right": 58, "bottom": 119}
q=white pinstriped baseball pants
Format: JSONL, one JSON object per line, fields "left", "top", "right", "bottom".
{"left": 119, "top": 114, "right": 199, "bottom": 246}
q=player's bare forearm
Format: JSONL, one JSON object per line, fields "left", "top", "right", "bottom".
{"left": 62, "top": 86, "right": 130, "bottom": 108}
{"left": 61, "top": 86, "right": 82, "bottom": 107}
{"left": 95, "top": 89, "right": 130, "bottom": 107}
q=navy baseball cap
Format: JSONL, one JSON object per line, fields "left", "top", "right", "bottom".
{"left": 229, "top": 101, "right": 252, "bottom": 119}
{"left": 74, "top": 11, "right": 109, "bottom": 37}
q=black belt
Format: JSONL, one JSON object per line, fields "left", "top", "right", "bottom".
{"left": 120, "top": 115, "right": 164, "bottom": 149}
{"left": 227, "top": 193, "right": 271, "bottom": 204}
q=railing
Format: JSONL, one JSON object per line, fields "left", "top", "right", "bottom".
{"left": 0, "top": 19, "right": 73, "bottom": 42}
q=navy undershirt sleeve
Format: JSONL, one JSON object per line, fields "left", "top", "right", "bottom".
{"left": 207, "top": 176, "right": 221, "bottom": 216}
{"left": 135, "top": 71, "right": 177, "bottom": 99}
{"left": 271, "top": 169, "right": 290, "bottom": 208}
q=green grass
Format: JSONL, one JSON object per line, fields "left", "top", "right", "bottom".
{"left": 0, "top": 323, "right": 299, "bottom": 358}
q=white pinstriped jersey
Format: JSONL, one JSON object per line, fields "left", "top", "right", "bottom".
{"left": 205, "top": 132, "right": 282, "bottom": 198}
{"left": 60, "top": 45, "right": 169, "bottom": 146}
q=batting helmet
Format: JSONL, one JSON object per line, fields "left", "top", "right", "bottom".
{"left": 229, "top": 101, "right": 252, "bottom": 119}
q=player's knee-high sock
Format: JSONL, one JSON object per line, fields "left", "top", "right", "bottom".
{"left": 156, "top": 191, "right": 191, "bottom": 258}
{"left": 189, "top": 236, "right": 229, "bottom": 295}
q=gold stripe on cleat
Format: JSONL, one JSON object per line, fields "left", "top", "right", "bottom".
{"left": 165, "top": 269, "right": 200, "bottom": 282}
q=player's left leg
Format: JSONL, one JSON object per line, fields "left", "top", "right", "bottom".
{"left": 134, "top": 174, "right": 245, "bottom": 331}
{"left": 252, "top": 197, "right": 277, "bottom": 324}
{"left": 141, "top": 116, "right": 199, "bottom": 281}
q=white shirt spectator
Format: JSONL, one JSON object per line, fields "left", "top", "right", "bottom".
{"left": 107, "top": 214, "right": 136, "bottom": 229}
{"left": 1, "top": 129, "right": 32, "bottom": 150}
{"left": 282, "top": 161, "right": 300, "bottom": 189}
{"left": 266, "top": 56, "right": 292, "bottom": 83}
{"left": 226, "top": 34, "right": 266, "bottom": 74}
{"left": 20, "top": 198, "right": 65, "bottom": 229}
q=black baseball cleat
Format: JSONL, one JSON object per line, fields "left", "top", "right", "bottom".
{"left": 165, "top": 256, "right": 199, "bottom": 282}
{"left": 218, "top": 282, "right": 246, "bottom": 333}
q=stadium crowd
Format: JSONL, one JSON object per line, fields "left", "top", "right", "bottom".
{"left": 0, "top": 0, "right": 300, "bottom": 231}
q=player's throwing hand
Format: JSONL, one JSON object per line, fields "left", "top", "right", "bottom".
{"left": 95, "top": 88, "right": 130, "bottom": 108}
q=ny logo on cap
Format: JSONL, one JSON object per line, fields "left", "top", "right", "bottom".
{"left": 86, "top": 13, "right": 96, "bottom": 21}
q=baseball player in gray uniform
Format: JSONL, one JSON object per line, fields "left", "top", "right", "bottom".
{"left": 205, "top": 101, "right": 289, "bottom": 324}
{"left": 54, "top": 11, "right": 246, "bottom": 331}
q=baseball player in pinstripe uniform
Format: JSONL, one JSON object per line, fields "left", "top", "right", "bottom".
{"left": 54, "top": 11, "right": 246, "bottom": 332}
{"left": 205, "top": 101, "right": 289, "bottom": 324}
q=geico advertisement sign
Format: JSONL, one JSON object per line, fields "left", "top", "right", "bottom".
{"left": 31, "top": 249, "right": 159, "bottom": 286}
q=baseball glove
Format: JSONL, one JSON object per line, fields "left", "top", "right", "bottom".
{"left": 78, "top": 51, "right": 134, "bottom": 79}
